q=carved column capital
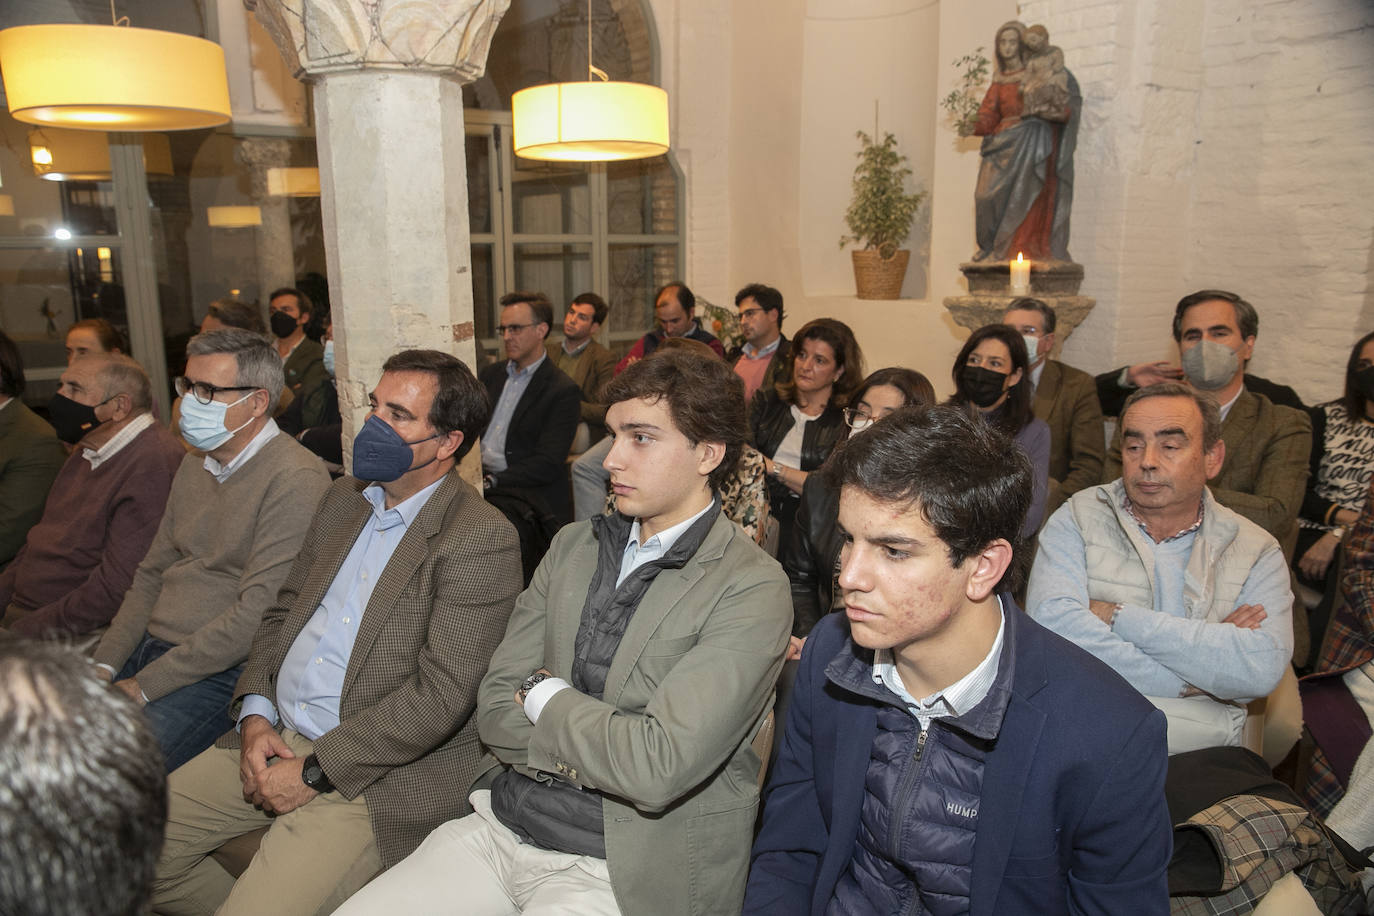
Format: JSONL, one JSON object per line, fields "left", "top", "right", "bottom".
{"left": 250, "top": 0, "right": 510, "bottom": 82}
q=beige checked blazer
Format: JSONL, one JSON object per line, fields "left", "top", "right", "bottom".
{"left": 220, "top": 470, "right": 522, "bottom": 866}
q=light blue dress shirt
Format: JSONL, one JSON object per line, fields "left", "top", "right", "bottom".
{"left": 237, "top": 477, "right": 444, "bottom": 740}
{"left": 480, "top": 353, "right": 546, "bottom": 475}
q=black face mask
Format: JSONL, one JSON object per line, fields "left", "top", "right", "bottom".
{"left": 47, "top": 392, "right": 105, "bottom": 444}
{"left": 269, "top": 310, "right": 299, "bottom": 339}
{"left": 1354, "top": 366, "right": 1374, "bottom": 403}
{"left": 959, "top": 365, "right": 1010, "bottom": 409}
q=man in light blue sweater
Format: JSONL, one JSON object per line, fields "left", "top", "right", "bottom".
{"left": 1028, "top": 382, "right": 1293, "bottom": 754}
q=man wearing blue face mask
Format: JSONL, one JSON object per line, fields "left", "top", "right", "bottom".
{"left": 93, "top": 329, "right": 331, "bottom": 773}
{"left": 150, "top": 348, "right": 521, "bottom": 916}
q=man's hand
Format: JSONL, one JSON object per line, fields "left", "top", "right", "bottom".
{"left": 251, "top": 755, "right": 316, "bottom": 815}
{"left": 1088, "top": 599, "right": 1119, "bottom": 625}
{"left": 1298, "top": 534, "right": 1339, "bottom": 581}
{"left": 1222, "top": 604, "right": 1266, "bottom": 630}
{"left": 239, "top": 715, "right": 295, "bottom": 799}
{"left": 786, "top": 636, "right": 806, "bottom": 661}
{"left": 515, "top": 667, "right": 552, "bottom": 707}
{"left": 113, "top": 677, "right": 146, "bottom": 707}
{"left": 1126, "top": 361, "right": 1184, "bottom": 388}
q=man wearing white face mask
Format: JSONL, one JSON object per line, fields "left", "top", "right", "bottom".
{"left": 1103, "top": 290, "right": 1312, "bottom": 560}
{"left": 93, "top": 329, "right": 331, "bottom": 773}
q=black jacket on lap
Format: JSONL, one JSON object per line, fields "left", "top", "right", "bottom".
{"left": 781, "top": 471, "right": 841, "bottom": 638}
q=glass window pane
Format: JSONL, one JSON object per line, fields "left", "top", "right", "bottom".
{"left": 467, "top": 133, "right": 492, "bottom": 235}
{"left": 0, "top": 113, "right": 119, "bottom": 237}
{"left": 512, "top": 164, "right": 590, "bottom": 235}
{"left": 471, "top": 243, "right": 495, "bottom": 342}
{"left": 607, "top": 158, "right": 678, "bottom": 236}
{"left": 514, "top": 242, "right": 592, "bottom": 313}
{"left": 607, "top": 243, "right": 677, "bottom": 337}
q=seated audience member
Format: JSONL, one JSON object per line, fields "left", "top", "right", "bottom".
{"left": 1004, "top": 297, "right": 1104, "bottom": 515}
{"left": 729, "top": 282, "right": 791, "bottom": 402}
{"left": 613, "top": 280, "right": 725, "bottom": 374}
{"left": 480, "top": 291, "right": 581, "bottom": 525}
{"left": 0, "top": 331, "right": 65, "bottom": 569}
{"left": 0, "top": 354, "right": 183, "bottom": 641}
{"left": 0, "top": 640, "right": 167, "bottom": 916}
{"left": 946, "top": 323, "right": 1050, "bottom": 535}
{"left": 151, "top": 349, "right": 521, "bottom": 916}
{"left": 784, "top": 367, "right": 936, "bottom": 646}
{"left": 546, "top": 292, "right": 616, "bottom": 444}
{"left": 337, "top": 349, "right": 791, "bottom": 916}
{"left": 65, "top": 317, "right": 125, "bottom": 363}
{"left": 91, "top": 329, "right": 331, "bottom": 772}
{"left": 1294, "top": 331, "right": 1374, "bottom": 645}
{"left": 745, "top": 405, "right": 1170, "bottom": 914}
{"left": 279, "top": 316, "right": 343, "bottom": 467}
{"left": 268, "top": 287, "right": 331, "bottom": 426}
{"left": 753, "top": 317, "right": 864, "bottom": 548}
{"left": 200, "top": 296, "right": 267, "bottom": 335}
{"left": 1030, "top": 383, "right": 1293, "bottom": 753}
{"left": 1102, "top": 291, "right": 1311, "bottom": 557}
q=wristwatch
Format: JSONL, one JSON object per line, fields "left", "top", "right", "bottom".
{"left": 519, "top": 670, "right": 552, "bottom": 702}
{"left": 1330, "top": 526, "right": 1347, "bottom": 542}
{"left": 301, "top": 753, "right": 335, "bottom": 794}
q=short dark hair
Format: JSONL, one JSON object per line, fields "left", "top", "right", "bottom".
{"left": 571, "top": 292, "right": 609, "bottom": 326}
{"left": 187, "top": 328, "right": 285, "bottom": 405}
{"left": 268, "top": 287, "right": 313, "bottom": 316}
{"left": 0, "top": 329, "right": 25, "bottom": 398}
{"left": 602, "top": 349, "right": 747, "bottom": 492}
{"left": 1122, "top": 381, "right": 1223, "bottom": 451}
{"left": 851, "top": 367, "right": 936, "bottom": 414}
{"left": 205, "top": 298, "right": 266, "bottom": 335}
{"left": 1171, "top": 289, "right": 1257, "bottom": 342}
{"left": 655, "top": 281, "right": 695, "bottom": 316}
{"left": 0, "top": 640, "right": 167, "bottom": 916}
{"left": 67, "top": 318, "right": 126, "bottom": 353}
{"left": 776, "top": 317, "right": 865, "bottom": 408}
{"left": 1342, "top": 330, "right": 1374, "bottom": 419}
{"left": 381, "top": 349, "right": 490, "bottom": 460}
{"left": 830, "top": 404, "right": 1031, "bottom": 590}
{"left": 499, "top": 291, "right": 554, "bottom": 339}
{"left": 734, "top": 283, "right": 785, "bottom": 328}
{"left": 949, "top": 323, "right": 1034, "bottom": 437}
{"left": 1005, "top": 296, "right": 1056, "bottom": 333}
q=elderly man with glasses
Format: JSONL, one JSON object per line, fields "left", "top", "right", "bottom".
{"left": 92, "top": 329, "right": 330, "bottom": 772}
{"left": 480, "top": 291, "right": 581, "bottom": 526}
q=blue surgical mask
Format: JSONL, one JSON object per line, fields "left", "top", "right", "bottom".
{"left": 351, "top": 415, "right": 440, "bottom": 482}
{"left": 179, "top": 391, "right": 255, "bottom": 452}
{"left": 322, "top": 339, "right": 335, "bottom": 376}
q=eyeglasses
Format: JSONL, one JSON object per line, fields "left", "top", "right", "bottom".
{"left": 174, "top": 377, "right": 259, "bottom": 405}
{"left": 842, "top": 408, "right": 876, "bottom": 429}
{"left": 738, "top": 307, "right": 765, "bottom": 319}
{"left": 495, "top": 323, "right": 535, "bottom": 336}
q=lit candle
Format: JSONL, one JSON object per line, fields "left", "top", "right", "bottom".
{"left": 1009, "top": 252, "right": 1030, "bottom": 295}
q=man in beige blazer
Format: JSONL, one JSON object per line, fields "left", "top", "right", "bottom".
{"left": 151, "top": 350, "right": 522, "bottom": 916}
{"left": 339, "top": 349, "right": 792, "bottom": 915}
{"left": 1005, "top": 298, "right": 1105, "bottom": 518}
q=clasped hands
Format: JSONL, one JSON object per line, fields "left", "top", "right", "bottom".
{"left": 237, "top": 715, "right": 317, "bottom": 815}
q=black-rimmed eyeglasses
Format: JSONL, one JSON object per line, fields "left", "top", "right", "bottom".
{"left": 174, "top": 377, "right": 259, "bottom": 405}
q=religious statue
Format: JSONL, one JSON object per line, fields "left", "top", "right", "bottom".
{"left": 971, "top": 20, "right": 1080, "bottom": 263}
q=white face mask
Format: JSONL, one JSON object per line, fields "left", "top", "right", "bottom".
{"left": 178, "top": 391, "right": 254, "bottom": 451}
{"left": 1022, "top": 334, "right": 1043, "bottom": 364}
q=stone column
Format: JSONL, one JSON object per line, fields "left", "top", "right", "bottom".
{"left": 236, "top": 137, "right": 295, "bottom": 308}
{"left": 250, "top": 0, "right": 509, "bottom": 481}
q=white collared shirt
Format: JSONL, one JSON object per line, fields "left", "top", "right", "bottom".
{"left": 203, "top": 419, "right": 281, "bottom": 483}
{"left": 82, "top": 412, "right": 154, "bottom": 469}
{"left": 1218, "top": 385, "right": 1244, "bottom": 422}
{"left": 872, "top": 596, "right": 1007, "bottom": 730}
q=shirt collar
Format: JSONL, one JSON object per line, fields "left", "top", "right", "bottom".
{"left": 82, "top": 412, "right": 154, "bottom": 468}
{"left": 203, "top": 418, "right": 280, "bottom": 482}
{"left": 562, "top": 337, "right": 592, "bottom": 357}
{"left": 361, "top": 476, "right": 444, "bottom": 531}
{"left": 741, "top": 336, "right": 781, "bottom": 359}
{"left": 0, "top": 397, "right": 12, "bottom": 413}
{"left": 624, "top": 497, "right": 714, "bottom": 555}
{"left": 1121, "top": 488, "right": 1205, "bottom": 542}
{"left": 506, "top": 351, "right": 546, "bottom": 379}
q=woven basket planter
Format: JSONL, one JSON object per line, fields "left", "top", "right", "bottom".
{"left": 851, "top": 248, "right": 910, "bottom": 300}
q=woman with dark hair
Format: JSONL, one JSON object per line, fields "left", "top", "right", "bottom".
{"left": 1295, "top": 331, "right": 1374, "bottom": 624}
{"left": 947, "top": 323, "right": 1050, "bottom": 535}
{"left": 783, "top": 367, "right": 936, "bottom": 649}
{"left": 750, "top": 317, "right": 864, "bottom": 544}
{"left": 65, "top": 318, "right": 125, "bottom": 364}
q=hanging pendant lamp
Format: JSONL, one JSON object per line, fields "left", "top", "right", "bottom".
{"left": 511, "top": 0, "right": 668, "bottom": 162}
{"left": 0, "top": 6, "right": 231, "bottom": 133}
{"left": 29, "top": 128, "right": 173, "bottom": 181}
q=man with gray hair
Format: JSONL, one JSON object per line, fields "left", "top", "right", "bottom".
{"left": 0, "top": 353, "right": 184, "bottom": 642}
{"left": 1029, "top": 383, "right": 1294, "bottom": 753}
{"left": 93, "top": 329, "right": 331, "bottom": 772}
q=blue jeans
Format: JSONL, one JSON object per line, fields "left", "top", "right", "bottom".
{"left": 116, "top": 633, "right": 243, "bottom": 773}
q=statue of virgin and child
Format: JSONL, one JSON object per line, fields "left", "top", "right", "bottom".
{"left": 972, "top": 21, "right": 1081, "bottom": 263}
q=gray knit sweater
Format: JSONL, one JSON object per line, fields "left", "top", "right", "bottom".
{"left": 94, "top": 433, "right": 330, "bottom": 701}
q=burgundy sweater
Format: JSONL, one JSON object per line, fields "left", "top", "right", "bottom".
{"left": 0, "top": 420, "right": 185, "bottom": 637}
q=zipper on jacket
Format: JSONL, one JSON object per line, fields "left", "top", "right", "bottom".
{"left": 888, "top": 725, "right": 930, "bottom": 855}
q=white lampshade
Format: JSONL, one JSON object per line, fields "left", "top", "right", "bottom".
{"left": 29, "top": 128, "right": 173, "bottom": 181}
{"left": 512, "top": 81, "right": 669, "bottom": 162}
{"left": 0, "top": 24, "right": 231, "bottom": 131}
{"left": 207, "top": 206, "right": 262, "bottom": 228}
{"left": 266, "top": 167, "right": 321, "bottom": 197}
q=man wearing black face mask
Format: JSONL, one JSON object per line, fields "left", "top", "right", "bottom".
{"left": 268, "top": 287, "right": 331, "bottom": 426}
{"left": 151, "top": 349, "right": 522, "bottom": 916}
{"left": 0, "top": 354, "right": 183, "bottom": 643}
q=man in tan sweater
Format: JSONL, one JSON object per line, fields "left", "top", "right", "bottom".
{"left": 93, "top": 329, "right": 330, "bottom": 772}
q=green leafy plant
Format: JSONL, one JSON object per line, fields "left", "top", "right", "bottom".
{"left": 698, "top": 297, "right": 742, "bottom": 352}
{"left": 939, "top": 48, "right": 991, "bottom": 137}
{"left": 839, "top": 131, "right": 926, "bottom": 258}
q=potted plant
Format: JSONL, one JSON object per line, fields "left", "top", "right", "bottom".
{"left": 839, "top": 130, "right": 926, "bottom": 299}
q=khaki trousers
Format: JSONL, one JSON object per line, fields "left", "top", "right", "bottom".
{"left": 152, "top": 730, "right": 381, "bottom": 916}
